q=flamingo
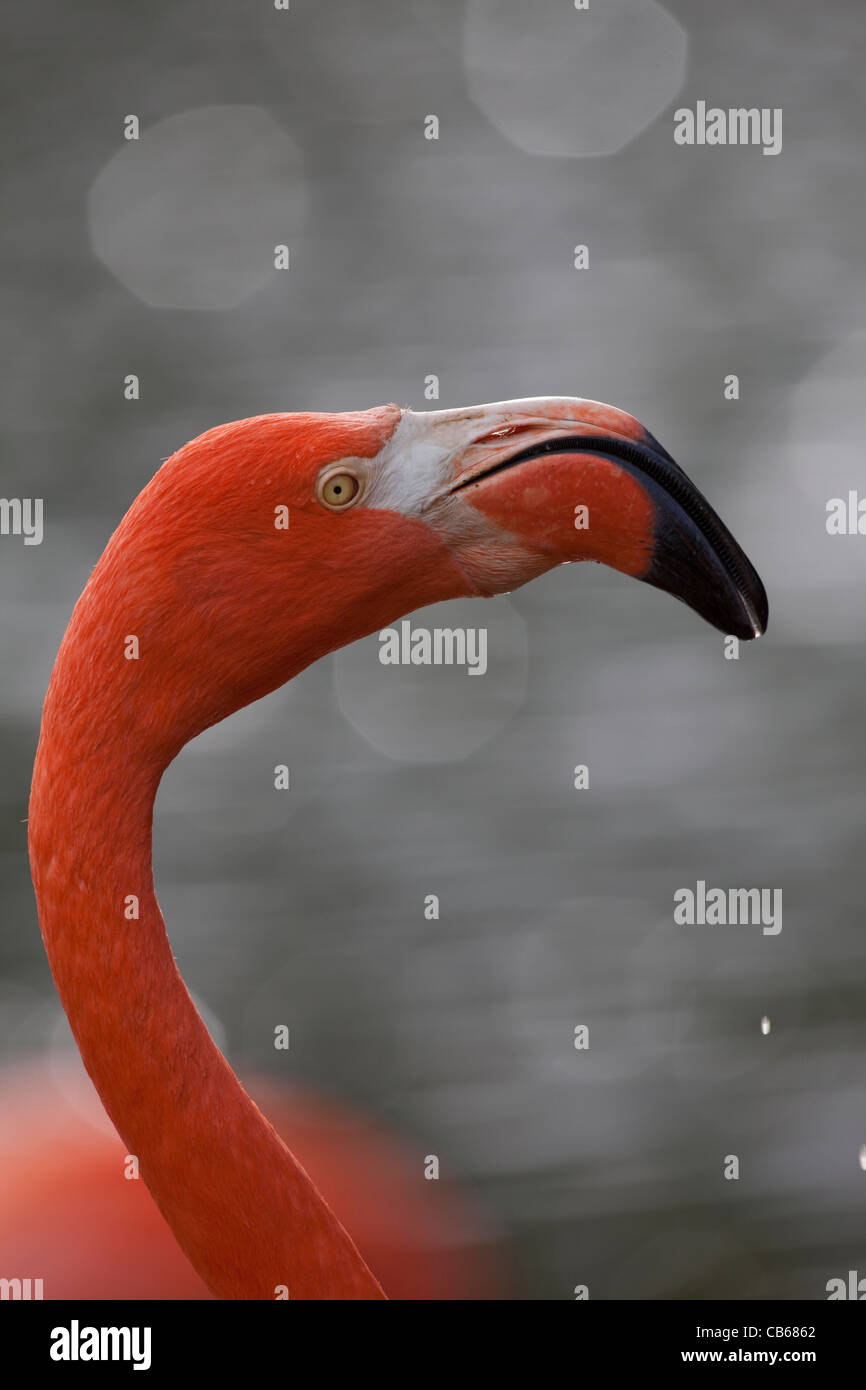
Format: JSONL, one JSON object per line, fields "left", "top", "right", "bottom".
{"left": 26, "top": 397, "right": 767, "bottom": 1300}
{"left": 0, "top": 1057, "right": 503, "bottom": 1299}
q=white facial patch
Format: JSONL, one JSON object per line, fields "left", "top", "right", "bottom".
{"left": 359, "top": 410, "right": 454, "bottom": 517}
{"left": 346, "top": 397, "right": 609, "bottom": 523}
{"left": 358, "top": 400, "right": 588, "bottom": 518}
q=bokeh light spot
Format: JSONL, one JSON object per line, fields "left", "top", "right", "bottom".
{"left": 335, "top": 596, "right": 527, "bottom": 762}
{"left": 88, "top": 105, "right": 306, "bottom": 310}
{"left": 463, "top": 0, "right": 687, "bottom": 157}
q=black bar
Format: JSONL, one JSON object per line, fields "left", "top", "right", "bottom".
{"left": 3, "top": 1299, "right": 861, "bottom": 1375}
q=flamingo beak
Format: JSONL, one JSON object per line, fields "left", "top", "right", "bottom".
{"left": 426, "top": 398, "right": 767, "bottom": 640}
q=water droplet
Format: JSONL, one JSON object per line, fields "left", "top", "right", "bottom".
{"left": 760, "top": 1015, "right": 771, "bottom": 1035}
{"left": 859, "top": 1145, "right": 866, "bottom": 1171}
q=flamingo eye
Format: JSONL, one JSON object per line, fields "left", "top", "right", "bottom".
{"left": 317, "top": 470, "right": 362, "bottom": 510}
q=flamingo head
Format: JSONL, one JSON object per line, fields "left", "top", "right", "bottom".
{"left": 110, "top": 396, "right": 766, "bottom": 742}
{"left": 262, "top": 396, "right": 767, "bottom": 641}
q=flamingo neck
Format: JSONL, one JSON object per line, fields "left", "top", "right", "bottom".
{"left": 28, "top": 588, "right": 385, "bottom": 1301}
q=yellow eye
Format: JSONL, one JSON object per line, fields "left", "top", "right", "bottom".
{"left": 318, "top": 470, "right": 362, "bottom": 510}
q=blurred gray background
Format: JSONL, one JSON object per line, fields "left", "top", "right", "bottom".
{"left": 3, "top": 0, "right": 866, "bottom": 1298}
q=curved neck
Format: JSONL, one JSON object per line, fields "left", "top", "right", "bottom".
{"left": 28, "top": 584, "right": 384, "bottom": 1300}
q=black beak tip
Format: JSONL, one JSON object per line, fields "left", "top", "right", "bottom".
{"left": 630, "top": 435, "right": 769, "bottom": 645}
{"left": 644, "top": 509, "right": 769, "bottom": 644}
